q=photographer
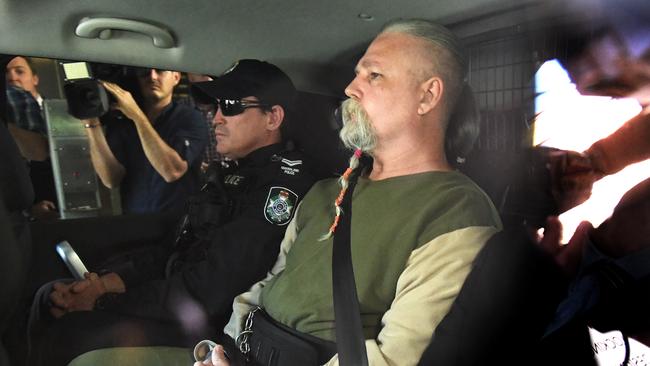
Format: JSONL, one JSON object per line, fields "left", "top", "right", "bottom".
{"left": 84, "top": 68, "right": 208, "bottom": 214}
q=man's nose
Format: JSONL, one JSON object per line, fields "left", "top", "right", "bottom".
{"left": 213, "top": 107, "right": 225, "bottom": 126}
{"left": 344, "top": 76, "right": 362, "bottom": 99}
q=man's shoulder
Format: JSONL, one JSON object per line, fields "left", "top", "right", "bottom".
{"left": 257, "top": 148, "right": 317, "bottom": 187}
{"left": 170, "top": 100, "right": 200, "bottom": 114}
{"left": 222, "top": 146, "right": 316, "bottom": 193}
{"left": 165, "top": 101, "right": 205, "bottom": 125}
{"left": 228, "top": 148, "right": 316, "bottom": 226}
{"left": 159, "top": 102, "right": 208, "bottom": 143}
{"left": 425, "top": 172, "right": 502, "bottom": 231}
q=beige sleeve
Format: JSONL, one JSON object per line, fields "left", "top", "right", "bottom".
{"left": 324, "top": 225, "right": 499, "bottom": 366}
{"left": 223, "top": 203, "right": 302, "bottom": 339}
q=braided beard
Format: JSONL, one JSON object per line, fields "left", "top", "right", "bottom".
{"left": 319, "top": 98, "right": 377, "bottom": 241}
{"left": 339, "top": 98, "right": 377, "bottom": 156}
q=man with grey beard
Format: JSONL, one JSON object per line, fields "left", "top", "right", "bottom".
{"left": 183, "top": 18, "right": 502, "bottom": 366}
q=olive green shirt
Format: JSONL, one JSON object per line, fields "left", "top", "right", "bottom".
{"left": 226, "top": 170, "right": 501, "bottom": 365}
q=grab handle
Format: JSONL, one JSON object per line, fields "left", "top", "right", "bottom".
{"left": 75, "top": 17, "right": 175, "bottom": 49}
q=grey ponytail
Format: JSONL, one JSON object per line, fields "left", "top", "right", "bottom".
{"left": 445, "top": 84, "right": 480, "bottom": 165}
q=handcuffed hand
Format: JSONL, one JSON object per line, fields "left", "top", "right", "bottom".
{"left": 193, "top": 344, "right": 230, "bottom": 366}
{"left": 48, "top": 272, "right": 107, "bottom": 318}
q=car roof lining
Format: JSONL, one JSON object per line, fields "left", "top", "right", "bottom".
{"left": 0, "top": 0, "right": 544, "bottom": 96}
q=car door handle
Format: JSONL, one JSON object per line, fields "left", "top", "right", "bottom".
{"left": 75, "top": 17, "right": 175, "bottom": 49}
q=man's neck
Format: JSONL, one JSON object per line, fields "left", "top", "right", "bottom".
{"left": 144, "top": 96, "right": 172, "bottom": 122}
{"left": 233, "top": 135, "right": 283, "bottom": 161}
{"left": 369, "top": 154, "right": 451, "bottom": 180}
{"left": 368, "top": 133, "right": 451, "bottom": 181}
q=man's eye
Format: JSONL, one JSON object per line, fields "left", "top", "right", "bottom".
{"left": 369, "top": 72, "right": 381, "bottom": 80}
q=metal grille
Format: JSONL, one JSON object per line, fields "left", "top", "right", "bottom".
{"left": 464, "top": 29, "right": 538, "bottom": 153}
{"left": 457, "top": 26, "right": 547, "bottom": 206}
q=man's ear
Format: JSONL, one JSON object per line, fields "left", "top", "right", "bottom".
{"left": 418, "top": 76, "right": 443, "bottom": 115}
{"left": 266, "top": 105, "right": 285, "bottom": 131}
{"left": 33, "top": 74, "right": 39, "bottom": 87}
{"left": 172, "top": 71, "right": 181, "bottom": 86}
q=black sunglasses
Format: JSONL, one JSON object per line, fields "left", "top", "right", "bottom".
{"left": 132, "top": 67, "right": 170, "bottom": 77}
{"left": 215, "top": 98, "right": 271, "bottom": 116}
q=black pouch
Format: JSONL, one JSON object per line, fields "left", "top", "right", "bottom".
{"left": 187, "top": 162, "right": 233, "bottom": 241}
{"left": 241, "top": 309, "right": 337, "bottom": 366}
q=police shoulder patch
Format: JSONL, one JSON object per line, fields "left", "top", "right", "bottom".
{"left": 264, "top": 187, "right": 298, "bottom": 226}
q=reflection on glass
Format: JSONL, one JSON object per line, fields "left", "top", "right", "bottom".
{"left": 534, "top": 59, "right": 648, "bottom": 242}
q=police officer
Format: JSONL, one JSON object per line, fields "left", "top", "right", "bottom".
{"left": 29, "top": 60, "right": 316, "bottom": 366}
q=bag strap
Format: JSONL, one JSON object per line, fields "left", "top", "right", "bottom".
{"left": 332, "top": 166, "right": 369, "bottom": 366}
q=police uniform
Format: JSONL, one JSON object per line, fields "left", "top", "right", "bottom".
{"left": 32, "top": 143, "right": 316, "bottom": 365}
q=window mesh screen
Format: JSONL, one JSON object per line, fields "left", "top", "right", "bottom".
{"left": 464, "top": 29, "right": 539, "bottom": 153}
{"left": 458, "top": 26, "right": 550, "bottom": 212}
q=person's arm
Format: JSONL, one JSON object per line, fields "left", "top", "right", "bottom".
{"left": 548, "top": 110, "right": 650, "bottom": 214}
{"left": 101, "top": 81, "right": 188, "bottom": 182}
{"left": 323, "top": 225, "right": 499, "bottom": 366}
{"left": 585, "top": 109, "right": 650, "bottom": 176}
{"left": 6, "top": 123, "right": 49, "bottom": 161}
{"left": 84, "top": 117, "right": 126, "bottom": 188}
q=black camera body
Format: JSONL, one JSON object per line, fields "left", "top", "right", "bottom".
{"left": 60, "top": 61, "right": 112, "bottom": 120}
{"left": 61, "top": 62, "right": 142, "bottom": 120}
{"left": 63, "top": 78, "right": 111, "bottom": 120}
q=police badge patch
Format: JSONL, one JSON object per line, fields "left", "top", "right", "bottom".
{"left": 264, "top": 187, "right": 298, "bottom": 225}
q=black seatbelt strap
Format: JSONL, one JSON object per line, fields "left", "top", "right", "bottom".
{"left": 332, "top": 166, "right": 369, "bottom": 366}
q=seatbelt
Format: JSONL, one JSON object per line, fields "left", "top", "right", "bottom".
{"left": 332, "top": 166, "right": 369, "bottom": 366}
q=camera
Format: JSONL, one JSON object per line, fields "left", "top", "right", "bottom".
{"left": 61, "top": 62, "right": 144, "bottom": 120}
{"left": 61, "top": 61, "right": 111, "bottom": 120}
